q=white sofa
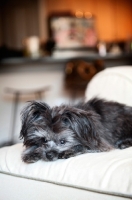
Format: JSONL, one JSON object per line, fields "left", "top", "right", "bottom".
{"left": 0, "top": 66, "right": 132, "bottom": 200}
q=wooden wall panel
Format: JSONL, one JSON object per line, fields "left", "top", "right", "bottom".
{"left": 1, "top": 0, "right": 132, "bottom": 48}
{"left": 1, "top": 0, "right": 39, "bottom": 49}
{"left": 0, "top": 11, "right": 3, "bottom": 46}
{"left": 95, "top": 0, "right": 116, "bottom": 41}
{"left": 47, "top": 0, "right": 74, "bottom": 12}
{"left": 46, "top": 0, "right": 132, "bottom": 42}
{"left": 116, "top": 0, "right": 132, "bottom": 40}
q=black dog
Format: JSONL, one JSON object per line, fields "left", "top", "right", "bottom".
{"left": 20, "top": 98, "right": 132, "bottom": 163}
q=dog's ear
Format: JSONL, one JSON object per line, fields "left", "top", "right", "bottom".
{"left": 61, "top": 108, "right": 94, "bottom": 136}
{"left": 20, "top": 101, "right": 51, "bottom": 139}
{"left": 62, "top": 108, "right": 113, "bottom": 151}
{"left": 62, "top": 108, "right": 105, "bottom": 149}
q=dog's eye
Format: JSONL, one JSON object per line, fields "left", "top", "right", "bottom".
{"left": 62, "top": 117, "right": 70, "bottom": 126}
{"left": 60, "top": 139, "right": 66, "bottom": 145}
{"left": 42, "top": 137, "right": 48, "bottom": 144}
{"left": 33, "top": 111, "right": 41, "bottom": 120}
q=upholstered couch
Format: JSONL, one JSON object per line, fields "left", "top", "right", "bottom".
{"left": 0, "top": 66, "right": 132, "bottom": 200}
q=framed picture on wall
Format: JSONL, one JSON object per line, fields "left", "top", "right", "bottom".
{"left": 48, "top": 13, "right": 97, "bottom": 49}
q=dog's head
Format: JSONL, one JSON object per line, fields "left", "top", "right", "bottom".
{"left": 20, "top": 101, "right": 56, "bottom": 162}
{"left": 20, "top": 101, "right": 111, "bottom": 163}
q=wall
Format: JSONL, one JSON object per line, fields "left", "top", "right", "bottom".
{"left": 0, "top": 66, "right": 66, "bottom": 144}
{"left": 1, "top": 0, "right": 132, "bottom": 49}
{"left": 46, "top": 0, "right": 132, "bottom": 42}
{"left": 0, "top": 11, "right": 2, "bottom": 46}
{"left": 1, "top": 0, "right": 39, "bottom": 49}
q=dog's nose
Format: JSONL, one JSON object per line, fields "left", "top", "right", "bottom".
{"left": 46, "top": 151, "right": 57, "bottom": 160}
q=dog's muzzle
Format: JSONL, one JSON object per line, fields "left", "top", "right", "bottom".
{"left": 46, "top": 150, "right": 58, "bottom": 161}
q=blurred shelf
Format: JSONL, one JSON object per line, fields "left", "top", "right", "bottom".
{"left": 0, "top": 52, "right": 132, "bottom": 65}
{"left": 0, "top": 53, "right": 132, "bottom": 73}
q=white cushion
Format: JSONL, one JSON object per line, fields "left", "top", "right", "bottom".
{"left": 0, "top": 143, "right": 132, "bottom": 200}
{"left": 85, "top": 66, "right": 132, "bottom": 106}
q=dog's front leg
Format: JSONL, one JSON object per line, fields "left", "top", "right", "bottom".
{"left": 59, "top": 145, "right": 87, "bottom": 159}
{"left": 58, "top": 150, "right": 75, "bottom": 159}
{"left": 22, "top": 146, "right": 42, "bottom": 163}
{"left": 115, "top": 138, "right": 132, "bottom": 149}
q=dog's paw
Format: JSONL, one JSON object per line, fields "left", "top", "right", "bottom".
{"left": 22, "top": 153, "right": 41, "bottom": 163}
{"left": 58, "top": 151, "right": 74, "bottom": 159}
{"left": 115, "top": 138, "right": 132, "bottom": 149}
{"left": 58, "top": 153, "right": 70, "bottom": 159}
{"left": 22, "top": 147, "right": 42, "bottom": 163}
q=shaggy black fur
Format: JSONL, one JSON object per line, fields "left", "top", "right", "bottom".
{"left": 20, "top": 98, "right": 132, "bottom": 163}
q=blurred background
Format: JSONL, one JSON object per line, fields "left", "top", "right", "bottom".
{"left": 0, "top": 0, "right": 132, "bottom": 146}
